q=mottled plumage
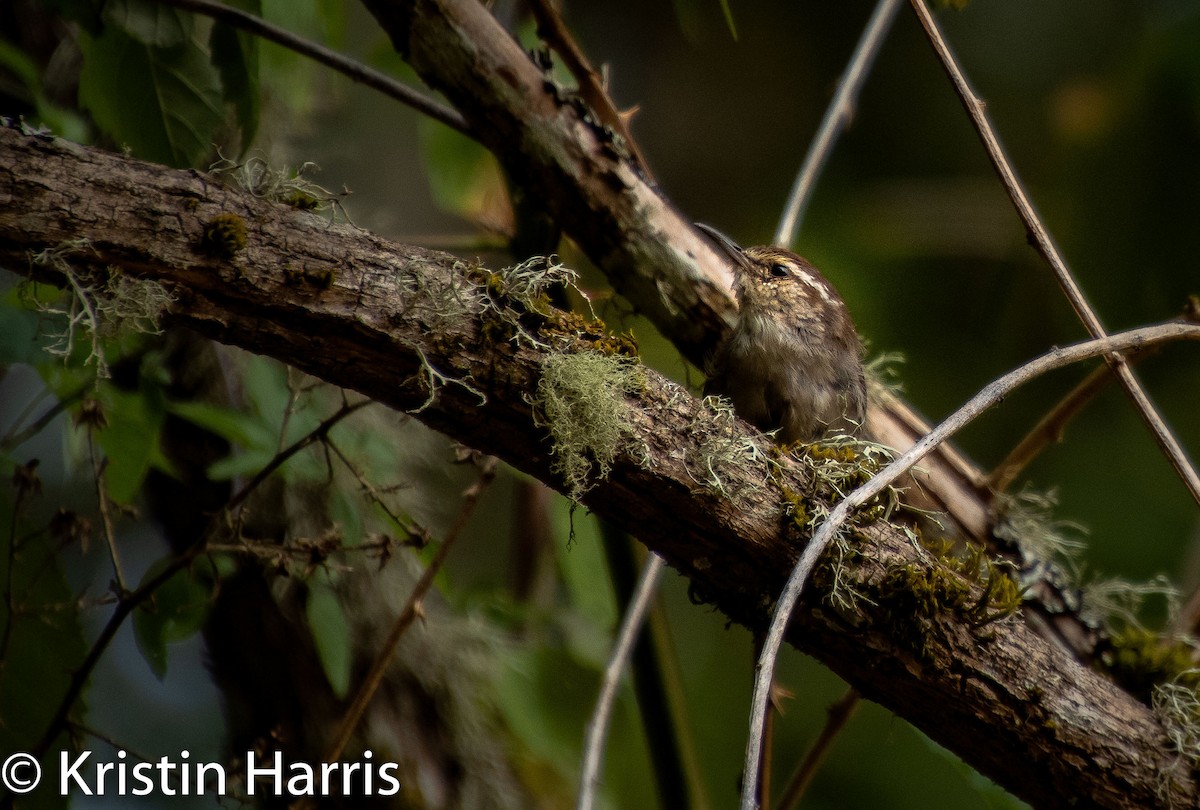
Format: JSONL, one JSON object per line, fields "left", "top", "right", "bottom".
{"left": 699, "top": 225, "right": 867, "bottom": 443}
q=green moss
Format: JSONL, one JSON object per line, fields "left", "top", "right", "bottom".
{"left": 281, "top": 262, "right": 335, "bottom": 289}
{"left": 1103, "top": 627, "right": 1200, "bottom": 703}
{"left": 539, "top": 309, "right": 638, "bottom": 357}
{"left": 284, "top": 188, "right": 321, "bottom": 211}
{"left": 200, "top": 213, "right": 247, "bottom": 260}
{"left": 870, "top": 537, "right": 1023, "bottom": 661}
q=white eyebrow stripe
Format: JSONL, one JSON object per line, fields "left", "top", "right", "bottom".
{"left": 792, "top": 267, "right": 834, "bottom": 305}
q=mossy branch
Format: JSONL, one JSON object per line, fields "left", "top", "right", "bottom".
{"left": 0, "top": 120, "right": 1195, "bottom": 809}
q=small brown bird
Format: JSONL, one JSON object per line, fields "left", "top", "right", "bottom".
{"left": 698, "top": 223, "right": 867, "bottom": 443}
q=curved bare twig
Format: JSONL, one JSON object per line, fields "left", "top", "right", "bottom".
{"left": 739, "top": 320, "right": 1200, "bottom": 810}
{"left": 576, "top": 555, "right": 666, "bottom": 810}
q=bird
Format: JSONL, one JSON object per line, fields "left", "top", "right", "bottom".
{"left": 697, "top": 223, "right": 867, "bottom": 444}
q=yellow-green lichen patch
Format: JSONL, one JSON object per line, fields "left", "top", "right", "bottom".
{"left": 1104, "top": 626, "right": 1198, "bottom": 704}
{"left": 871, "top": 536, "right": 1023, "bottom": 662}
{"left": 200, "top": 213, "right": 247, "bottom": 260}
{"left": 780, "top": 435, "right": 898, "bottom": 524}
{"left": 464, "top": 257, "right": 638, "bottom": 356}
{"left": 532, "top": 350, "right": 645, "bottom": 500}
{"left": 773, "top": 435, "right": 900, "bottom": 613}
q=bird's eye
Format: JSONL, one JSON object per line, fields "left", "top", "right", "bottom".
{"left": 769, "top": 263, "right": 790, "bottom": 278}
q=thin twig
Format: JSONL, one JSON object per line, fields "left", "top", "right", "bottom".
{"left": 152, "top": 0, "right": 471, "bottom": 136}
{"left": 776, "top": 688, "right": 860, "bottom": 809}
{"left": 323, "top": 455, "right": 499, "bottom": 763}
{"left": 774, "top": 0, "right": 903, "bottom": 248}
{"left": 988, "top": 362, "right": 1115, "bottom": 493}
{"left": 1, "top": 463, "right": 39, "bottom": 662}
{"left": 87, "top": 429, "right": 127, "bottom": 594}
{"left": 0, "top": 384, "right": 87, "bottom": 455}
{"left": 324, "top": 438, "right": 410, "bottom": 530}
{"left": 21, "top": 398, "right": 378, "bottom": 772}
{"left": 909, "top": 0, "right": 1200, "bottom": 509}
{"left": 595, "top": 521, "right": 695, "bottom": 808}
{"left": 577, "top": 554, "right": 666, "bottom": 810}
{"left": 527, "top": 0, "right": 652, "bottom": 179}
{"left": 32, "top": 540, "right": 207, "bottom": 758}
{"left": 738, "top": 320, "right": 1200, "bottom": 810}
{"left": 759, "top": 651, "right": 775, "bottom": 810}
{"left": 227, "top": 399, "right": 372, "bottom": 511}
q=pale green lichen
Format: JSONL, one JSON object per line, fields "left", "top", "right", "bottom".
{"left": 1082, "top": 574, "right": 1178, "bottom": 632}
{"left": 1152, "top": 669, "right": 1200, "bottom": 798}
{"left": 684, "top": 395, "right": 773, "bottom": 498}
{"left": 864, "top": 350, "right": 906, "bottom": 404}
{"left": 209, "top": 152, "right": 346, "bottom": 216}
{"left": 993, "top": 487, "right": 1088, "bottom": 579}
{"left": 532, "top": 350, "right": 644, "bottom": 500}
{"left": 24, "top": 239, "right": 176, "bottom": 376}
{"left": 405, "top": 341, "right": 486, "bottom": 412}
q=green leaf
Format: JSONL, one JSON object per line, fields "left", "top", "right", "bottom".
{"left": 306, "top": 578, "right": 351, "bottom": 698}
{"left": 133, "top": 557, "right": 216, "bottom": 679}
{"left": 210, "top": 0, "right": 262, "bottom": 153}
{"left": 43, "top": 0, "right": 104, "bottom": 32}
{"left": 102, "top": 0, "right": 191, "bottom": 48}
{"left": 93, "top": 383, "right": 166, "bottom": 504}
{"left": 78, "top": 25, "right": 224, "bottom": 168}
{"left": 167, "top": 400, "right": 275, "bottom": 455}
{"left": 0, "top": 41, "right": 89, "bottom": 143}
{"left": 0, "top": 294, "right": 42, "bottom": 365}
{"left": 0, "top": 496, "right": 87, "bottom": 791}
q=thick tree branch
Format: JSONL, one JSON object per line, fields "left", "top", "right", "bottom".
{"left": 358, "top": 0, "right": 738, "bottom": 368}
{"left": 358, "top": 0, "right": 1002, "bottom": 581}
{"left": 0, "top": 126, "right": 1192, "bottom": 808}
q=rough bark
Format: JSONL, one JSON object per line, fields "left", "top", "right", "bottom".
{"left": 0, "top": 125, "right": 1190, "bottom": 808}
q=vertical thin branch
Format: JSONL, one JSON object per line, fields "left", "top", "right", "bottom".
{"left": 988, "top": 362, "right": 1114, "bottom": 492}
{"left": 776, "top": 688, "right": 861, "bottom": 809}
{"left": 88, "top": 430, "right": 127, "bottom": 594}
{"left": 774, "top": 0, "right": 903, "bottom": 248}
{"left": 577, "top": 554, "right": 665, "bottom": 810}
{"left": 908, "top": 0, "right": 1200, "bottom": 509}
{"left": 323, "top": 455, "right": 498, "bottom": 763}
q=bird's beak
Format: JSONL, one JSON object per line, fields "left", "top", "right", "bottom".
{"left": 694, "top": 223, "right": 751, "bottom": 270}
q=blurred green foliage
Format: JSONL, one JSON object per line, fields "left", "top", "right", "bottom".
{"left": 3, "top": 1, "right": 1199, "bottom": 808}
